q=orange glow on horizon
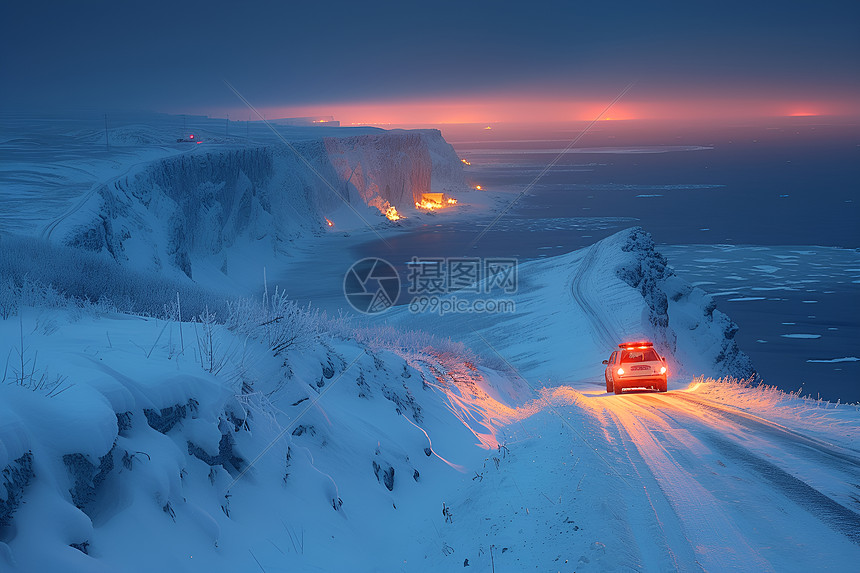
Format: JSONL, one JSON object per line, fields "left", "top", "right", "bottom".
{"left": 211, "top": 91, "right": 859, "bottom": 128}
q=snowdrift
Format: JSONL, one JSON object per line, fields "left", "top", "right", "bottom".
{"left": 0, "top": 304, "right": 514, "bottom": 572}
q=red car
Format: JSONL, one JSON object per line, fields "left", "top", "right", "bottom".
{"left": 603, "top": 341, "right": 668, "bottom": 394}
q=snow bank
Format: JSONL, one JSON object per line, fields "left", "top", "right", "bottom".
{"left": 685, "top": 376, "right": 860, "bottom": 447}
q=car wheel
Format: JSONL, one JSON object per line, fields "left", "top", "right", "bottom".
{"left": 605, "top": 374, "right": 612, "bottom": 393}
{"left": 614, "top": 383, "right": 624, "bottom": 395}
{"left": 659, "top": 381, "right": 668, "bottom": 392}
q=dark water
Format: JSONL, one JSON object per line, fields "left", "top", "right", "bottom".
{"left": 355, "top": 118, "right": 860, "bottom": 403}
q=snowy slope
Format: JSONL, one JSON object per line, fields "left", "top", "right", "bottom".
{"left": 390, "top": 226, "right": 753, "bottom": 386}
{"left": 0, "top": 305, "right": 520, "bottom": 572}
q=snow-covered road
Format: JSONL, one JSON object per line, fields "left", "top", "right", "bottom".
{"left": 571, "top": 388, "right": 860, "bottom": 571}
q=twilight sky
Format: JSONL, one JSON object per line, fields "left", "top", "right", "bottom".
{"left": 2, "top": 0, "right": 858, "bottom": 124}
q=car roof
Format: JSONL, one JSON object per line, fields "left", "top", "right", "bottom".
{"left": 618, "top": 341, "right": 653, "bottom": 349}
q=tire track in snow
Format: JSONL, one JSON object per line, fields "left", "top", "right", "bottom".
{"left": 670, "top": 392, "right": 860, "bottom": 474}
{"left": 597, "top": 406, "right": 700, "bottom": 572}
{"left": 703, "top": 432, "right": 860, "bottom": 545}
{"left": 591, "top": 391, "right": 860, "bottom": 568}
{"left": 603, "top": 397, "right": 776, "bottom": 571}
{"left": 637, "top": 393, "right": 860, "bottom": 543}
{"left": 570, "top": 242, "right": 618, "bottom": 350}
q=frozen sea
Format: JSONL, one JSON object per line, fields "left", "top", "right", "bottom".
{"left": 356, "top": 118, "right": 860, "bottom": 403}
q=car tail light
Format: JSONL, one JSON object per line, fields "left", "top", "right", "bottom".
{"left": 617, "top": 368, "right": 625, "bottom": 376}
{"left": 660, "top": 366, "right": 667, "bottom": 374}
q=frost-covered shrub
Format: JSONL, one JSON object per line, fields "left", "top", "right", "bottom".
{"left": 226, "top": 288, "right": 322, "bottom": 354}
{"left": 195, "top": 307, "right": 230, "bottom": 374}
{"left": 0, "top": 233, "right": 227, "bottom": 317}
{"left": 0, "top": 278, "right": 18, "bottom": 320}
{"left": 327, "top": 318, "right": 477, "bottom": 365}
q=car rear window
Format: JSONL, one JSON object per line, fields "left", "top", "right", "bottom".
{"left": 620, "top": 348, "right": 659, "bottom": 363}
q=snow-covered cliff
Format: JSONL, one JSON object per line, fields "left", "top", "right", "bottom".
{"left": 57, "top": 130, "right": 465, "bottom": 280}
{"left": 324, "top": 129, "right": 464, "bottom": 213}
{"left": 615, "top": 227, "right": 754, "bottom": 378}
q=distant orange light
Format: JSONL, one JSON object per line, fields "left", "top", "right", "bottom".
{"left": 461, "top": 158, "right": 471, "bottom": 166}
{"left": 415, "top": 192, "right": 457, "bottom": 211}
{"left": 483, "top": 126, "right": 492, "bottom": 130}
{"left": 415, "top": 199, "right": 440, "bottom": 210}
{"left": 325, "top": 218, "right": 334, "bottom": 227}
{"left": 385, "top": 205, "right": 402, "bottom": 221}
{"left": 475, "top": 185, "right": 482, "bottom": 191}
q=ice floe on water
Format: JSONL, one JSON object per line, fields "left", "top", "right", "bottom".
{"left": 658, "top": 244, "right": 859, "bottom": 400}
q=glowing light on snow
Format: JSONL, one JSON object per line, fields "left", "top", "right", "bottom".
{"left": 415, "top": 198, "right": 440, "bottom": 210}
{"left": 325, "top": 218, "right": 334, "bottom": 227}
{"left": 384, "top": 205, "right": 402, "bottom": 221}
{"left": 414, "top": 193, "right": 457, "bottom": 211}
{"left": 474, "top": 185, "right": 482, "bottom": 191}
{"left": 460, "top": 158, "right": 471, "bottom": 166}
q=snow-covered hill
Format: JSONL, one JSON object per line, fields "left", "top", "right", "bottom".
{"left": 0, "top": 299, "right": 516, "bottom": 572}
{"left": 389, "top": 226, "right": 753, "bottom": 386}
